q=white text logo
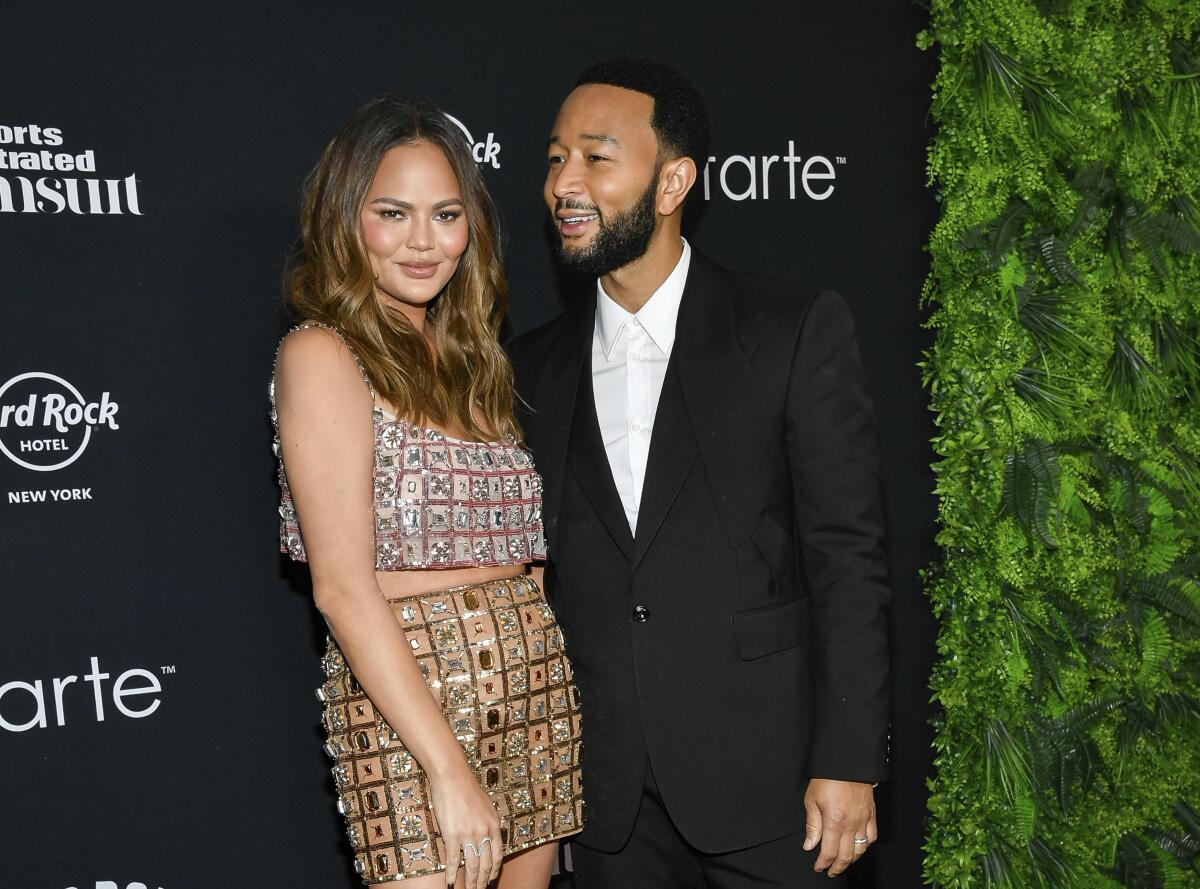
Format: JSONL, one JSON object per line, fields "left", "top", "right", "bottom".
{"left": 444, "top": 113, "right": 502, "bottom": 170}
{"left": 0, "top": 372, "right": 120, "bottom": 472}
{"left": 1, "top": 656, "right": 169, "bottom": 733}
{"left": 702, "top": 144, "right": 845, "bottom": 202}
{"left": 0, "top": 123, "right": 143, "bottom": 215}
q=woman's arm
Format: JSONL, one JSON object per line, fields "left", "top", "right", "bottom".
{"left": 274, "top": 326, "right": 500, "bottom": 887}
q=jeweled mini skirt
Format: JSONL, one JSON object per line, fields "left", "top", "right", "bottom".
{"left": 317, "top": 575, "right": 585, "bottom": 883}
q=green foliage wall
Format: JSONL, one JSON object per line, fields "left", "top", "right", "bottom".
{"left": 919, "top": 1, "right": 1200, "bottom": 886}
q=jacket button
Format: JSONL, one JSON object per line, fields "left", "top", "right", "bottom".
{"left": 631, "top": 605, "right": 649, "bottom": 622}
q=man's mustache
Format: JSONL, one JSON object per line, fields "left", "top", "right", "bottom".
{"left": 555, "top": 198, "right": 600, "bottom": 214}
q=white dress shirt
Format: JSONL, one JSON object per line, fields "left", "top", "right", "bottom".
{"left": 592, "top": 238, "right": 692, "bottom": 533}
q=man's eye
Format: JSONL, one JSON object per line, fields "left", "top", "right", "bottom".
{"left": 547, "top": 155, "right": 565, "bottom": 166}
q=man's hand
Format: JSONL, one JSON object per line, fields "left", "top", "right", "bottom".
{"left": 803, "top": 778, "right": 877, "bottom": 876}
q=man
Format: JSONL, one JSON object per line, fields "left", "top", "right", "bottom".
{"left": 508, "top": 58, "right": 890, "bottom": 887}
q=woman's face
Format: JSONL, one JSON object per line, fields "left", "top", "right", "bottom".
{"left": 360, "top": 141, "right": 469, "bottom": 320}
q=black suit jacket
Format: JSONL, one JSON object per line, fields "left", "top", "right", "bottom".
{"left": 507, "top": 251, "right": 890, "bottom": 853}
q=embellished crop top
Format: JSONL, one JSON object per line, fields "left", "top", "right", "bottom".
{"left": 270, "top": 323, "right": 546, "bottom": 570}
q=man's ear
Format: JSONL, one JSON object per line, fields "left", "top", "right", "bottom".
{"left": 657, "top": 156, "right": 698, "bottom": 217}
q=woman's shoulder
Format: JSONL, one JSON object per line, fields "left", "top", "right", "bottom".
{"left": 275, "top": 321, "right": 374, "bottom": 400}
{"left": 280, "top": 319, "right": 348, "bottom": 350}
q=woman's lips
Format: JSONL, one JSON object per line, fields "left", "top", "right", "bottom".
{"left": 398, "top": 262, "right": 439, "bottom": 279}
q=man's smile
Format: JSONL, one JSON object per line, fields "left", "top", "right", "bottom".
{"left": 556, "top": 211, "right": 600, "bottom": 238}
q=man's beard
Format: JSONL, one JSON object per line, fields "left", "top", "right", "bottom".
{"left": 553, "top": 172, "right": 658, "bottom": 277}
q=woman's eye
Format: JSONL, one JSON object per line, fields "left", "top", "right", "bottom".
{"left": 436, "top": 210, "right": 462, "bottom": 222}
{"left": 381, "top": 209, "right": 406, "bottom": 220}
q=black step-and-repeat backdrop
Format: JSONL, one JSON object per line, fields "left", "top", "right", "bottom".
{"left": 1, "top": 4, "right": 937, "bottom": 887}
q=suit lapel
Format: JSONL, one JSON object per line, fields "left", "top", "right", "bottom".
{"left": 630, "top": 358, "right": 697, "bottom": 568}
{"left": 669, "top": 253, "right": 766, "bottom": 549}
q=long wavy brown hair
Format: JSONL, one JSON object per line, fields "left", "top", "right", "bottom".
{"left": 287, "top": 96, "right": 517, "bottom": 441}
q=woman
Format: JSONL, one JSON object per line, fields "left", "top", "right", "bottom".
{"left": 271, "top": 96, "right": 583, "bottom": 889}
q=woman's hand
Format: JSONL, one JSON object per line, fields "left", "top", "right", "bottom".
{"left": 430, "top": 765, "right": 503, "bottom": 889}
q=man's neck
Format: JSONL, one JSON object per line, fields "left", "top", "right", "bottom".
{"left": 598, "top": 227, "right": 684, "bottom": 315}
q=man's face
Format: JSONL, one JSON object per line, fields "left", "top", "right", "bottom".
{"left": 545, "top": 84, "right": 662, "bottom": 276}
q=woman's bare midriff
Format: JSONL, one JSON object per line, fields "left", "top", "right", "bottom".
{"left": 376, "top": 564, "right": 526, "bottom": 599}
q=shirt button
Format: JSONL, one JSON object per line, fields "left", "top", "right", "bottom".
{"left": 631, "top": 352, "right": 642, "bottom": 362}
{"left": 631, "top": 422, "right": 642, "bottom": 432}
{"left": 632, "top": 605, "right": 649, "bottom": 622}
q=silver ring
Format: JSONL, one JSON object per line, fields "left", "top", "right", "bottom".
{"left": 853, "top": 837, "right": 870, "bottom": 846}
{"left": 462, "top": 841, "right": 479, "bottom": 857}
{"left": 479, "top": 836, "right": 493, "bottom": 848}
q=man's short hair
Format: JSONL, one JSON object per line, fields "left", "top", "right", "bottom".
{"left": 576, "top": 57, "right": 711, "bottom": 172}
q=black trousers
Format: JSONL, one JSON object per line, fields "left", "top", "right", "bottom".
{"left": 571, "top": 762, "right": 846, "bottom": 889}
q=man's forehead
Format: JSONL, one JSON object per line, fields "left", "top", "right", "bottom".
{"left": 553, "top": 83, "right": 654, "bottom": 140}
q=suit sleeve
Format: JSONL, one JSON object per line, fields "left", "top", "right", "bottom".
{"left": 785, "top": 290, "right": 891, "bottom": 783}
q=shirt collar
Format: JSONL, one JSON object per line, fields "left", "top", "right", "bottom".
{"left": 595, "top": 238, "right": 692, "bottom": 360}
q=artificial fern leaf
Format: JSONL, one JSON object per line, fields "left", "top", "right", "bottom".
{"left": 982, "top": 838, "right": 1022, "bottom": 889}
{"left": 1002, "top": 440, "right": 1062, "bottom": 546}
{"left": 1028, "top": 835, "right": 1078, "bottom": 886}
{"left": 1153, "top": 691, "right": 1200, "bottom": 727}
{"left": 992, "top": 199, "right": 1032, "bottom": 265}
{"left": 1069, "top": 162, "right": 1115, "bottom": 240}
{"left": 1123, "top": 574, "right": 1200, "bottom": 628}
{"left": 1103, "top": 331, "right": 1168, "bottom": 412}
{"left": 1114, "top": 833, "right": 1167, "bottom": 889}
{"left": 1153, "top": 212, "right": 1200, "bottom": 254}
{"left": 1153, "top": 316, "right": 1200, "bottom": 391}
{"left": 1014, "top": 363, "right": 1081, "bottom": 426}
{"left": 1147, "top": 825, "right": 1200, "bottom": 869}
{"left": 1120, "top": 88, "right": 1171, "bottom": 150}
{"left": 1038, "top": 232, "right": 1085, "bottom": 285}
{"left": 1139, "top": 611, "right": 1173, "bottom": 680}
{"left": 1015, "top": 785, "right": 1037, "bottom": 842}
{"left": 984, "top": 717, "right": 1034, "bottom": 803}
{"left": 1018, "top": 290, "right": 1092, "bottom": 356}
